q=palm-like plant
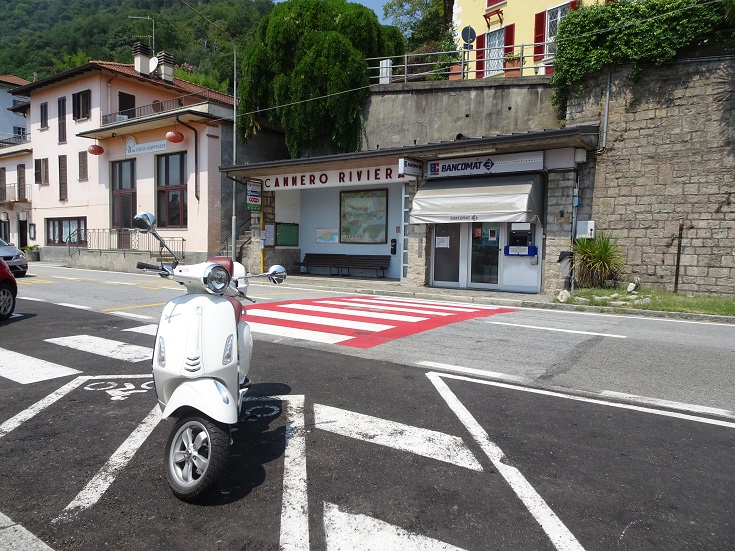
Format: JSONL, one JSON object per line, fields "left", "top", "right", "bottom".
{"left": 572, "top": 232, "right": 623, "bottom": 288}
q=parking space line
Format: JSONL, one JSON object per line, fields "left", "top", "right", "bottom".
{"left": 428, "top": 372, "right": 586, "bottom": 551}
{"left": 54, "top": 406, "right": 162, "bottom": 523}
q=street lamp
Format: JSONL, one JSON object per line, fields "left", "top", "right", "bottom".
{"left": 128, "top": 16, "right": 155, "bottom": 54}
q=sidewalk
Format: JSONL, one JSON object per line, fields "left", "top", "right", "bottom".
{"left": 279, "top": 273, "right": 735, "bottom": 324}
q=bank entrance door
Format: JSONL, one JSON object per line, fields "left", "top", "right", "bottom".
{"left": 432, "top": 223, "right": 501, "bottom": 289}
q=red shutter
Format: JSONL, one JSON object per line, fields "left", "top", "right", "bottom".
{"left": 475, "top": 33, "right": 485, "bottom": 78}
{"left": 570, "top": 0, "right": 580, "bottom": 10}
{"left": 486, "top": 0, "right": 503, "bottom": 7}
{"left": 503, "top": 24, "right": 515, "bottom": 56}
{"left": 534, "top": 11, "right": 546, "bottom": 61}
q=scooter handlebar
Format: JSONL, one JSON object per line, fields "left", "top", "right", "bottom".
{"left": 137, "top": 262, "right": 162, "bottom": 270}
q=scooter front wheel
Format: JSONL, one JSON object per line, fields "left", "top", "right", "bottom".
{"left": 165, "top": 415, "right": 230, "bottom": 501}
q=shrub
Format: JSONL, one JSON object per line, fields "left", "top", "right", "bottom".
{"left": 572, "top": 232, "right": 623, "bottom": 288}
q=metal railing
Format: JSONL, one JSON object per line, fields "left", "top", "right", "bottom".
{"left": 220, "top": 219, "right": 252, "bottom": 257}
{"left": 65, "top": 228, "right": 186, "bottom": 260}
{"left": 101, "top": 90, "right": 225, "bottom": 126}
{"left": 0, "top": 133, "right": 31, "bottom": 149}
{"left": 0, "top": 184, "right": 32, "bottom": 203}
{"left": 367, "top": 42, "right": 554, "bottom": 83}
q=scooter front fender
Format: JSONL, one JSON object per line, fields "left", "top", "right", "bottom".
{"left": 161, "top": 379, "right": 238, "bottom": 425}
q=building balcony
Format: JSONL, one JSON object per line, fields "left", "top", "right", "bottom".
{"left": 80, "top": 91, "right": 235, "bottom": 140}
{"left": 0, "top": 184, "right": 32, "bottom": 204}
{"left": 0, "top": 133, "right": 30, "bottom": 150}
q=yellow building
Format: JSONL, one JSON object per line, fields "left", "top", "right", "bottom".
{"left": 453, "top": 0, "right": 602, "bottom": 78}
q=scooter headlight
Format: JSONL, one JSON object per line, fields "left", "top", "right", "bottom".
{"left": 203, "top": 264, "right": 230, "bottom": 294}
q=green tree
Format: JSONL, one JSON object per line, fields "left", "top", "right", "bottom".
{"left": 383, "top": 0, "right": 447, "bottom": 48}
{"left": 240, "top": 0, "right": 404, "bottom": 157}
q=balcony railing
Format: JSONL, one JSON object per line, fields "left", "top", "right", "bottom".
{"left": 101, "top": 90, "right": 224, "bottom": 126}
{"left": 66, "top": 228, "right": 186, "bottom": 260}
{"left": 368, "top": 42, "right": 554, "bottom": 83}
{"left": 0, "top": 133, "right": 30, "bottom": 149}
{"left": 0, "top": 184, "right": 32, "bottom": 203}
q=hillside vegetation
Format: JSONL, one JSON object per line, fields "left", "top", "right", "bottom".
{"left": 0, "top": 0, "right": 274, "bottom": 90}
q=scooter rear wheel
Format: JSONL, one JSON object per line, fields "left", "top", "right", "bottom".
{"left": 165, "top": 415, "right": 230, "bottom": 501}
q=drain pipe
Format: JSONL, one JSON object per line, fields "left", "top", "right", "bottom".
{"left": 176, "top": 116, "right": 198, "bottom": 200}
{"left": 598, "top": 71, "right": 612, "bottom": 154}
{"left": 570, "top": 168, "right": 580, "bottom": 292}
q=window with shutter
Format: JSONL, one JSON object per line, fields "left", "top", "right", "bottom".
{"left": 40, "top": 102, "right": 48, "bottom": 129}
{"left": 475, "top": 33, "right": 486, "bottom": 78}
{"left": 503, "top": 24, "right": 516, "bottom": 73}
{"left": 0, "top": 168, "right": 5, "bottom": 202}
{"left": 78, "top": 151, "right": 88, "bottom": 181}
{"left": 59, "top": 155, "right": 67, "bottom": 202}
{"left": 486, "top": 0, "right": 504, "bottom": 7}
{"left": 72, "top": 90, "right": 91, "bottom": 121}
{"left": 34, "top": 159, "right": 49, "bottom": 185}
{"left": 58, "top": 97, "right": 67, "bottom": 143}
{"left": 534, "top": 11, "right": 546, "bottom": 61}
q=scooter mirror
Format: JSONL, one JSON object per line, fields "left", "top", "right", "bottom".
{"left": 266, "top": 265, "right": 287, "bottom": 285}
{"left": 133, "top": 212, "right": 156, "bottom": 233}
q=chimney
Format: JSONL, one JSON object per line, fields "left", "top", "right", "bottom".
{"left": 157, "top": 51, "right": 174, "bottom": 83}
{"left": 133, "top": 41, "right": 152, "bottom": 76}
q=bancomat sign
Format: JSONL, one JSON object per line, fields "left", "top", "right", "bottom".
{"left": 428, "top": 151, "right": 543, "bottom": 178}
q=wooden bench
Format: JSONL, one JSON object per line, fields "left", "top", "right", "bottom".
{"left": 335, "top": 254, "right": 391, "bottom": 278}
{"left": 294, "top": 253, "right": 345, "bottom": 275}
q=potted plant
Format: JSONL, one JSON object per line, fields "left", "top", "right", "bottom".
{"left": 503, "top": 52, "right": 521, "bottom": 77}
{"left": 22, "top": 244, "right": 40, "bottom": 261}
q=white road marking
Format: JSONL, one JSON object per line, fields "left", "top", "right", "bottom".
{"left": 108, "top": 311, "right": 154, "bottom": 320}
{"left": 282, "top": 303, "right": 428, "bottom": 322}
{"left": 122, "top": 324, "right": 158, "bottom": 336}
{"left": 45, "top": 335, "right": 152, "bottom": 362}
{"left": 317, "top": 299, "right": 458, "bottom": 316}
{"left": 427, "top": 373, "right": 586, "bottom": 551}
{"left": 338, "top": 297, "right": 482, "bottom": 313}
{"left": 249, "top": 395, "right": 309, "bottom": 551}
{"left": 314, "top": 404, "right": 482, "bottom": 471}
{"left": 323, "top": 502, "right": 467, "bottom": 551}
{"left": 0, "top": 377, "right": 91, "bottom": 440}
{"left": 55, "top": 303, "right": 92, "bottom": 310}
{"left": 54, "top": 406, "right": 162, "bottom": 523}
{"left": 246, "top": 309, "right": 394, "bottom": 331}
{"left": 0, "top": 511, "right": 55, "bottom": 550}
{"left": 485, "top": 320, "right": 626, "bottom": 338}
{"left": 248, "top": 322, "right": 353, "bottom": 344}
{"left": 18, "top": 296, "right": 46, "bottom": 302}
{"left": 366, "top": 295, "right": 502, "bottom": 309}
{"left": 599, "top": 391, "right": 734, "bottom": 419}
{"left": 417, "top": 361, "right": 532, "bottom": 385}
{"left": 0, "top": 348, "right": 82, "bottom": 384}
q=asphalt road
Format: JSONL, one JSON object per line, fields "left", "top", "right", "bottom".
{"left": 1, "top": 265, "right": 733, "bottom": 550}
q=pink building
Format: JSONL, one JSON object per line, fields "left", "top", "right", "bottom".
{"left": 3, "top": 43, "right": 287, "bottom": 269}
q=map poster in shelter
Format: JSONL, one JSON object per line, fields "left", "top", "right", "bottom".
{"left": 340, "top": 189, "right": 388, "bottom": 244}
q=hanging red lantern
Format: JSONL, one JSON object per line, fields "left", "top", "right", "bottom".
{"left": 166, "top": 130, "right": 185, "bottom": 143}
{"left": 87, "top": 144, "right": 104, "bottom": 155}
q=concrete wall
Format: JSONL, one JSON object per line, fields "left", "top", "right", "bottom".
{"left": 362, "top": 77, "right": 556, "bottom": 149}
{"left": 566, "top": 56, "right": 735, "bottom": 294}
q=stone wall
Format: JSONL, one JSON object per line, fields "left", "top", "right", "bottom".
{"left": 566, "top": 57, "right": 735, "bottom": 294}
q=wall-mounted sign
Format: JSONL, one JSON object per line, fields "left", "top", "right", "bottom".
{"left": 427, "top": 152, "right": 543, "bottom": 178}
{"left": 246, "top": 181, "right": 261, "bottom": 212}
{"left": 398, "top": 158, "right": 423, "bottom": 177}
{"left": 263, "top": 223, "right": 275, "bottom": 247}
{"left": 262, "top": 165, "right": 410, "bottom": 191}
{"left": 125, "top": 136, "right": 167, "bottom": 157}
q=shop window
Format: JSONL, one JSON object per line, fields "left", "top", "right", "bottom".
{"left": 46, "top": 217, "right": 87, "bottom": 246}
{"left": 156, "top": 152, "right": 188, "bottom": 228}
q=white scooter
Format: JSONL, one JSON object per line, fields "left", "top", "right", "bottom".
{"left": 132, "top": 211, "right": 286, "bottom": 501}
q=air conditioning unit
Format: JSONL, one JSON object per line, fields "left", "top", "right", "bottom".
{"left": 576, "top": 220, "right": 595, "bottom": 239}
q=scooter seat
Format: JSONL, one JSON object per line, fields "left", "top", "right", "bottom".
{"left": 205, "top": 256, "right": 234, "bottom": 277}
{"left": 226, "top": 295, "right": 245, "bottom": 324}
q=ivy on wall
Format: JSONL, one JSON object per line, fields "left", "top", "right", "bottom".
{"left": 551, "top": 0, "right": 728, "bottom": 119}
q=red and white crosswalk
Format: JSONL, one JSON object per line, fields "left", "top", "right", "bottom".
{"left": 245, "top": 295, "right": 517, "bottom": 348}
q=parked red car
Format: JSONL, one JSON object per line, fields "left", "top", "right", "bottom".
{"left": 0, "top": 258, "right": 17, "bottom": 320}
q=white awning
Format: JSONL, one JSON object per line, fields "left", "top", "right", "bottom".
{"left": 410, "top": 175, "right": 543, "bottom": 225}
